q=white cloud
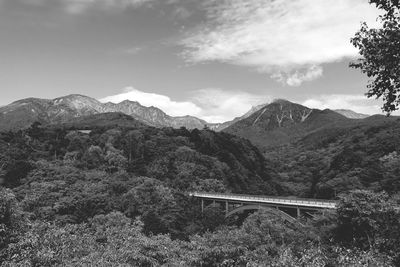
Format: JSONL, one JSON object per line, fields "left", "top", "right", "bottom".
{"left": 100, "top": 87, "right": 270, "bottom": 123}
{"left": 100, "top": 87, "right": 202, "bottom": 117}
{"left": 272, "top": 65, "right": 323, "bottom": 87}
{"left": 181, "top": 0, "right": 382, "bottom": 85}
{"left": 302, "top": 94, "right": 385, "bottom": 115}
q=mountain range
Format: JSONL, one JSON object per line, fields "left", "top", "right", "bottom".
{"left": 0, "top": 94, "right": 372, "bottom": 133}
{"left": 0, "top": 94, "right": 210, "bottom": 132}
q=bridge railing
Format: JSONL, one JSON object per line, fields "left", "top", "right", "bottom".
{"left": 189, "top": 192, "right": 337, "bottom": 208}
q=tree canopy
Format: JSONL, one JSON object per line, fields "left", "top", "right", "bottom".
{"left": 350, "top": 0, "right": 400, "bottom": 113}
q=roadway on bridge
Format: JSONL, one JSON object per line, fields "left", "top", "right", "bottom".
{"left": 190, "top": 192, "right": 337, "bottom": 209}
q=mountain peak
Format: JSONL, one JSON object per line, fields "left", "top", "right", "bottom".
{"left": 272, "top": 98, "right": 292, "bottom": 104}
{"left": 59, "top": 94, "right": 90, "bottom": 98}
{"left": 53, "top": 94, "right": 100, "bottom": 103}
{"left": 223, "top": 100, "right": 352, "bottom": 148}
{"left": 51, "top": 94, "right": 103, "bottom": 116}
{"left": 119, "top": 99, "right": 141, "bottom": 105}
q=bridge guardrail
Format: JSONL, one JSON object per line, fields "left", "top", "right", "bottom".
{"left": 189, "top": 192, "right": 337, "bottom": 208}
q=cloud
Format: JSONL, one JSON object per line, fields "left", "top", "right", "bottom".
{"left": 272, "top": 65, "right": 323, "bottom": 86}
{"left": 100, "top": 87, "right": 270, "bottom": 123}
{"left": 181, "top": 0, "right": 382, "bottom": 85}
{"left": 100, "top": 87, "right": 202, "bottom": 117}
{"left": 302, "top": 94, "right": 384, "bottom": 115}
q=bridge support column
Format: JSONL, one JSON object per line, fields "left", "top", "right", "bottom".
{"left": 201, "top": 199, "right": 204, "bottom": 213}
{"left": 297, "top": 207, "right": 300, "bottom": 218}
{"left": 225, "top": 201, "right": 228, "bottom": 214}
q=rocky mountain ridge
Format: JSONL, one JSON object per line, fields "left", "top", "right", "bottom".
{"left": 0, "top": 94, "right": 209, "bottom": 131}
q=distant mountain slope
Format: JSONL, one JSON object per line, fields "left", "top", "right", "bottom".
{"left": 102, "top": 100, "right": 209, "bottom": 129}
{"left": 334, "top": 109, "right": 370, "bottom": 119}
{"left": 0, "top": 94, "right": 210, "bottom": 131}
{"left": 59, "top": 112, "right": 147, "bottom": 129}
{"left": 215, "top": 104, "right": 369, "bottom": 132}
{"left": 0, "top": 98, "right": 52, "bottom": 131}
{"left": 223, "top": 99, "right": 351, "bottom": 149}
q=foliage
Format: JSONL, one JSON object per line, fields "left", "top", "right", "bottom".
{"left": 0, "top": 124, "right": 280, "bottom": 194}
{"left": 2, "top": 212, "right": 185, "bottom": 267}
{"left": 265, "top": 118, "right": 400, "bottom": 198}
{"left": 350, "top": 0, "right": 400, "bottom": 113}
{"left": 0, "top": 188, "right": 26, "bottom": 261}
{"left": 335, "top": 190, "right": 400, "bottom": 265}
{"left": 1, "top": 123, "right": 400, "bottom": 265}
{"left": 0, "top": 124, "right": 282, "bottom": 239}
{"left": 1, "top": 202, "right": 397, "bottom": 266}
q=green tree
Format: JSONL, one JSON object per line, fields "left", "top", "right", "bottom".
{"left": 350, "top": 0, "right": 400, "bottom": 113}
{"left": 122, "top": 178, "right": 183, "bottom": 236}
{"left": 379, "top": 151, "right": 400, "bottom": 192}
{"left": 104, "top": 150, "right": 128, "bottom": 173}
{"left": 0, "top": 188, "right": 25, "bottom": 259}
{"left": 84, "top": 145, "right": 104, "bottom": 169}
{"left": 2, "top": 212, "right": 185, "bottom": 266}
{"left": 335, "top": 190, "right": 400, "bottom": 264}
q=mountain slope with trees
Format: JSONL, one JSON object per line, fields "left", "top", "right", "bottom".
{"left": 264, "top": 115, "right": 400, "bottom": 198}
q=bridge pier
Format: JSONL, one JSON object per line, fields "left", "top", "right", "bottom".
{"left": 225, "top": 201, "right": 228, "bottom": 214}
{"left": 201, "top": 199, "right": 204, "bottom": 213}
{"left": 297, "top": 207, "right": 300, "bottom": 218}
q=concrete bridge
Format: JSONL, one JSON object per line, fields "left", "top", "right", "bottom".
{"left": 189, "top": 192, "right": 337, "bottom": 222}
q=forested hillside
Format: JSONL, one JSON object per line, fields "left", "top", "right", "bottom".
{"left": 1, "top": 120, "right": 279, "bottom": 193}
{"left": 0, "top": 119, "right": 280, "bottom": 237}
{"left": 265, "top": 116, "right": 400, "bottom": 199}
{"left": 1, "top": 116, "right": 400, "bottom": 266}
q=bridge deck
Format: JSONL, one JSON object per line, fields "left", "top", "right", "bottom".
{"left": 190, "top": 192, "right": 337, "bottom": 209}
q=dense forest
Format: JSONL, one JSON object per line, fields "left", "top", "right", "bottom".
{"left": 265, "top": 116, "right": 400, "bottom": 199}
{"left": 0, "top": 119, "right": 399, "bottom": 266}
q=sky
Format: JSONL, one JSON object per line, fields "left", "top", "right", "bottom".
{"left": 0, "top": 0, "right": 392, "bottom": 122}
